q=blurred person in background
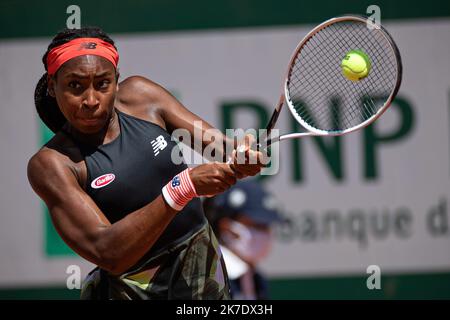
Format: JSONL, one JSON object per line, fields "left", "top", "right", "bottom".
{"left": 204, "top": 179, "right": 283, "bottom": 300}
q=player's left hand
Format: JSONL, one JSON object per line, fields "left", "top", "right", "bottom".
{"left": 229, "top": 134, "right": 265, "bottom": 179}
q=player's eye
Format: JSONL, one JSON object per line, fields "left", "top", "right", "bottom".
{"left": 98, "top": 80, "right": 111, "bottom": 89}
{"left": 68, "top": 81, "right": 82, "bottom": 89}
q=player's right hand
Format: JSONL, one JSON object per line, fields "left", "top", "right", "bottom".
{"left": 189, "top": 162, "right": 237, "bottom": 197}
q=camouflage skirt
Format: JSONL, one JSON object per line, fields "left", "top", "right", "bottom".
{"left": 80, "top": 222, "right": 231, "bottom": 300}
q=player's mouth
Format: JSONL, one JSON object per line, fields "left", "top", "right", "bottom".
{"left": 78, "top": 117, "right": 103, "bottom": 126}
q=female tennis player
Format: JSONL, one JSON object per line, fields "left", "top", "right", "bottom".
{"left": 27, "top": 26, "right": 264, "bottom": 300}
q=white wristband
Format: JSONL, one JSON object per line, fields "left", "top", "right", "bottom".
{"left": 162, "top": 168, "right": 198, "bottom": 211}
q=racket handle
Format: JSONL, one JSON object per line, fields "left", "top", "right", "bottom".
{"left": 265, "top": 95, "right": 285, "bottom": 134}
{"left": 256, "top": 135, "right": 278, "bottom": 150}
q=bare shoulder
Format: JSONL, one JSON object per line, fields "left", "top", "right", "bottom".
{"left": 116, "top": 75, "right": 172, "bottom": 128}
{"left": 117, "top": 75, "right": 168, "bottom": 105}
{"left": 27, "top": 141, "right": 79, "bottom": 199}
{"left": 27, "top": 151, "right": 56, "bottom": 195}
{"left": 28, "top": 147, "right": 60, "bottom": 176}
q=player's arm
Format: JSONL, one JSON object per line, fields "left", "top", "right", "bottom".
{"left": 27, "top": 149, "right": 236, "bottom": 275}
{"left": 118, "top": 75, "right": 235, "bottom": 162}
{"left": 118, "top": 76, "right": 264, "bottom": 177}
{"left": 153, "top": 81, "right": 265, "bottom": 177}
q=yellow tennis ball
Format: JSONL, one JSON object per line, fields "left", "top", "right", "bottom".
{"left": 341, "top": 50, "right": 371, "bottom": 82}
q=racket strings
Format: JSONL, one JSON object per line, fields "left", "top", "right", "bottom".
{"left": 287, "top": 19, "right": 398, "bottom": 132}
{"left": 290, "top": 26, "right": 360, "bottom": 128}
{"left": 293, "top": 24, "right": 370, "bottom": 125}
{"left": 298, "top": 30, "right": 394, "bottom": 129}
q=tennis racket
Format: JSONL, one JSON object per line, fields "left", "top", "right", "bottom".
{"left": 258, "top": 14, "right": 402, "bottom": 148}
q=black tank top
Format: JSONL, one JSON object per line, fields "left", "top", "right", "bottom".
{"left": 63, "top": 109, "right": 206, "bottom": 258}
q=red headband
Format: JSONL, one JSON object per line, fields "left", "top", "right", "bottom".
{"left": 46, "top": 37, "right": 119, "bottom": 76}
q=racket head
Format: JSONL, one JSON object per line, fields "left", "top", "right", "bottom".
{"left": 283, "top": 15, "right": 402, "bottom": 136}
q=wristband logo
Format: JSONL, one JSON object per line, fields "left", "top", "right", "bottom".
{"left": 172, "top": 176, "right": 181, "bottom": 188}
{"left": 91, "top": 173, "right": 116, "bottom": 189}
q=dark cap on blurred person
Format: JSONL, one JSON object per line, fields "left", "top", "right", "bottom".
{"left": 210, "top": 179, "right": 283, "bottom": 226}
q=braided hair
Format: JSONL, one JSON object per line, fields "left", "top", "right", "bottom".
{"left": 34, "top": 27, "right": 117, "bottom": 133}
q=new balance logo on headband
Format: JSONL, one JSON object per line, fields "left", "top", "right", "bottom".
{"left": 151, "top": 135, "right": 168, "bottom": 156}
{"left": 78, "top": 42, "right": 97, "bottom": 50}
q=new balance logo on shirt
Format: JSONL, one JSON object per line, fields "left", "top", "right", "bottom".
{"left": 151, "top": 135, "right": 168, "bottom": 156}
